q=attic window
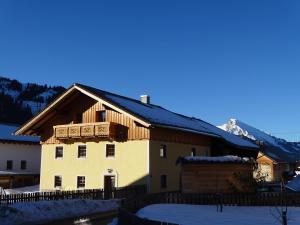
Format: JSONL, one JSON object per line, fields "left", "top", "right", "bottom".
{"left": 96, "top": 110, "right": 106, "bottom": 122}
{"left": 160, "top": 145, "right": 167, "bottom": 158}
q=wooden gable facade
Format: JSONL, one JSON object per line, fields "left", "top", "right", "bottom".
{"left": 25, "top": 88, "right": 214, "bottom": 147}
{"left": 36, "top": 91, "right": 149, "bottom": 145}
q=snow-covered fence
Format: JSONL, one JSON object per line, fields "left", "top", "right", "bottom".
{"left": 162, "top": 192, "right": 300, "bottom": 207}
{"left": 0, "top": 185, "right": 146, "bottom": 205}
{"left": 118, "top": 192, "right": 300, "bottom": 224}
{"left": 121, "top": 191, "right": 300, "bottom": 212}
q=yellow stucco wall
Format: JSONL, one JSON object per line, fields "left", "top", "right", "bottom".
{"left": 40, "top": 140, "right": 149, "bottom": 191}
{"left": 149, "top": 141, "right": 210, "bottom": 193}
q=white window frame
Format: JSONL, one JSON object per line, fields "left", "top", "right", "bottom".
{"left": 160, "top": 144, "right": 167, "bottom": 158}
{"left": 105, "top": 144, "right": 115, "bottom": 158}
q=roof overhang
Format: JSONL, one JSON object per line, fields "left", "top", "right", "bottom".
{"left": 0, "top": 139, "right": 40, "bottom": 145}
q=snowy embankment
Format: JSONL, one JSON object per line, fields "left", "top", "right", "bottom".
{"left": 135, "top": 204, "right": 300, "bottom": 225}
{"left": 0, "top": 199, "right": 120, "bottom": 225}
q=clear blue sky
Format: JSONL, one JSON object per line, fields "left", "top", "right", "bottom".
{"left": 1, "top": 0, "right": 300, "bottom": 141}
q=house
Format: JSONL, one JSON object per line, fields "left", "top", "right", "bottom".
{"left": 177, "top": 155, "right": 256, "bottom": 193}
{"left": 0, "top": 123, "right": 40, "bottom": 189}
{"left": 15, "top": 83, "right": 259, "bottom": 193}
{"left": 255, "top": 142, "right": 299, "bottom": 183}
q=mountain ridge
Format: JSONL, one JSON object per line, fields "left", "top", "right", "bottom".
{"left": 218, "top": 118, "right": 300, "bottom": 163}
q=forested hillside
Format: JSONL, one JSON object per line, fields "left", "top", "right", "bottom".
{"left": 0, "top": 76, "right": 65, "bottom": 125}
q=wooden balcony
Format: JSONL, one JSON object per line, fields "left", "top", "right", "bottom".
{"left": 54, "top": 122, "right": 118, "bottom": 139}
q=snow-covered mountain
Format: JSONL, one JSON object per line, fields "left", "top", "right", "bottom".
{"left": 218, "top": 119, "right": 300, "bottom": 163}
{"left": 0, "top": 76, "right": 65, "bottom": 124}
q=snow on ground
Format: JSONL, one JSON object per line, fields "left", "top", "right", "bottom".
{"left": 135, "top": 204, "right": 300, "bottom": 225}
{"left": 0, "top": 199, "right": 120, "bottom": 225}
{"left": 3, "top": 185, "right": 39, "bottom": 194}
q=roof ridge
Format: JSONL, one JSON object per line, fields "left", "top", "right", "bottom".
{"left": 75, "top": 83, "right": 165, "bottom": 108}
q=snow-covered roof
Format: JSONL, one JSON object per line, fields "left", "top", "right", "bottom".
{"left": 177, "top": 155, "right": 255, "bottom": 164}
{"left": 0, "top": 123, "right": 39, "bottom": 143}
{"left": 0, "top": 170, "right": 39, "bottom": 175}
{"left": 77, "top": 84, "right": 259, "bottom": 150}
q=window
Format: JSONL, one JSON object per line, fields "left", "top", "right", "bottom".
{"left": 55, "top": 146, "right": 63, "bottom": 159}
{"left": 160, "top": 175, "right": 167, "bottom": 189}
{"left": 96, "top": 110, "right": 106, "bottom": 122}
{"left": 54, "top": 176, "right": 62, "bottom": 188}
{"left": 6, "top": 160, "right": 13, "bottom": 170}
{"left": 160, "top": 145, "right": 167, "bottom": 158}
{"left": 75, "top": 113, "right": 82, "bottom": 123}
{"left": 20, "top": 160, "right": 27, "bottom": 170}
{"left": 191, "top": 148, "right": 196, "bottom": 157}
{"left": 77, "top": 176, "right": 85, "bottom": 188}
{"left": 78, "top": 145, "right": 86, "bottom": 158}
{"left": 106, "top": 144, "right": 115, "bottom": 157}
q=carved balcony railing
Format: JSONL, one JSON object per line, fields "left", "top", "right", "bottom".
{"left": 53, "top": 122, "right": 118, "bottom": 139}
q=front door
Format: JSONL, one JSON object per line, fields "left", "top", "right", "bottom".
{"left": 104, "top": 175, "right": 115, "bottom": 199}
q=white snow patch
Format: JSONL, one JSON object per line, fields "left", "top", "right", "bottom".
{"left": 4, "top": 185, "right": 39, "bottom": 194}
{"left": 0, "top": 199, "right": 120, "bottom": 225}
{"left": 38, "top": 90, "right": 57, "bottom": 99}
{"left": 3, "top": 90, "right": 20, "bottom": 100}
{"left": 22, "top": 101, "right": 46, "bottom": 114}
{"left": 136, "top": 204, "right": 300, "bottom": 225}
{"left": 183, "top": 155, "right": 252, "bottom": 163}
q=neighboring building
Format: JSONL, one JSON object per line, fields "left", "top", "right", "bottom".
{"left": 15, "top": 83, "right": 259, "bottom": 192}
{"left": 0, "top": 123, "right": 40, "bottom": 189}
{"left": 255, "top": 144, "right": 298, "bottom": 182}
{"left": 177, "top": 156, "right": 255, "bottom": 193}
{"left": 219, "top": 119, "right": 300, "bottom": 183}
